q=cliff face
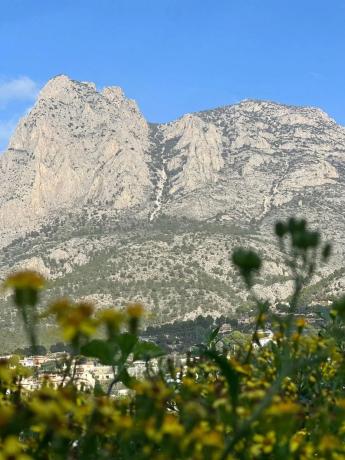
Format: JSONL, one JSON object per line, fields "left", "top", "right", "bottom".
{"left": 1, "top": 75, "right": 345, "bottom": 229}
{"left": 152, "top": 100, "right": 345, "bottom": 224}
{"left": 0, "top": 76, "right": 152, "bottom": 233}
{"left": 1, "top": 76, "right": 345, "bottom": 342}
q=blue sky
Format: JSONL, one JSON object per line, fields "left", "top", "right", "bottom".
{"left": 1, "top": 0, "right": 344, "bottom": 151}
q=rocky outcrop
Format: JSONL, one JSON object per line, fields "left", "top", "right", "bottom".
{"left": 162, "top": 99, "right": 345, "bottom": 223}
{"left": 1, "top": 76, "right": 345, "bottom": 235}
{"left": 0, "top": 75, "right": 153, "bottom": 236}
{"left": 1, "top": 76, "right": 345, "bottom": 334}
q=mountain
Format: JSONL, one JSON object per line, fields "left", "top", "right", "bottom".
{"left": 1, "top": 75, "right": 345, "bottom": 349}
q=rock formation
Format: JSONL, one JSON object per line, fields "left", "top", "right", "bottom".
{"left": 1, "top": 75, "right": 345, "bottom": 346}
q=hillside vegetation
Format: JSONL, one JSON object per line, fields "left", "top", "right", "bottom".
{"left": 0, "top": 218, "right": 345, "bottom": 459}
{"left": 1, "top": 213, "right": 338, "bottom": 352}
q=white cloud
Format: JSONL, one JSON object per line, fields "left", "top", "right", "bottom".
{"left": 0, "top": 76, "right": 39, "bottom": 108}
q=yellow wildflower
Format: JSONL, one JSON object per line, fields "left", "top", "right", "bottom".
{"left": 0, "top": 436, "right": 32, "bottom": 460}
{"left": 3, "top": 270, "right": 45, "bottom": 291}
{"left": 126, "top": 302, "right": 144, "bottom": 318}
{"left": 161, "top": 414, "right": 184, "bottom": 437}
{"left": 290, "top": 430, "right": 306, "bottom": 452}
{"left": 49, "top": 300, "right": 97, "bottom": 341}
{"left": 319, "top": 434, "right": 340, "bottom": 452}
{"left": 203, "top": 430, "right": 222, "bottom": 447}
{"left": 98, "top": 308, "right": 124, "bottom": 329}
{"left": 296, "top": 318, "right": 306, "bottom": 328}
{"left": 267, "top": 401, "right": 301, "bottom": 416}
{"left": 250, "top": 431, "right": 276, "bottom": 457}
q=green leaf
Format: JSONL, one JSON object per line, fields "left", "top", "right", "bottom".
{"left": 118, "top": 368, "right": 137, "bottom": 388}
{"left": 133, "top": 341, "right": 165, "bottom": 361}
{"left": 117, "top": 333, "right": 138, "bottom": 356}
{"left": 81, "top": 340, "right": 119, "bottom": 365}
{"left": 207, "top": 326, "right": 220, "bottom": 345}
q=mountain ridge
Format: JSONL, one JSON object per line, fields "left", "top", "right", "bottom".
{"left": 34, "top": 74, "right": 341, "bottom": 125}
{"left": 0, "top": 75, "right": 345, "bottom": 349}
{"left": 1, "top": 74, "right": 345, "bottom": 248}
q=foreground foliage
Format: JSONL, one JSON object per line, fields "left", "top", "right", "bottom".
{"left": 0, "top": 218, "right": 345, "bottom": 459}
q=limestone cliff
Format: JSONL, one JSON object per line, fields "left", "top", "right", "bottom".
{"left": 1, "top": 76, "right": 345, "bottom": 340}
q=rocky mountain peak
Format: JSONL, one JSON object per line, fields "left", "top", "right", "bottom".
{"left": 0, "top": 76, "right": 345, "bottom": 237}
{"left": 35, "top": 75, "right": 143, "bottom": 123}
{"left": 1, "top": 77, "right": 345, "bottom": 333}
{"left": 0, "top": 77, "right": 153, "bottom": 232}
{"left": 235, "top": 99, "right": 337, "bottom": 126}
{"left": 102, "top": 85, "right": 125, "bottom": 101}
{"left": 38, "top": 74, "right": 96, "bottom": 102}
